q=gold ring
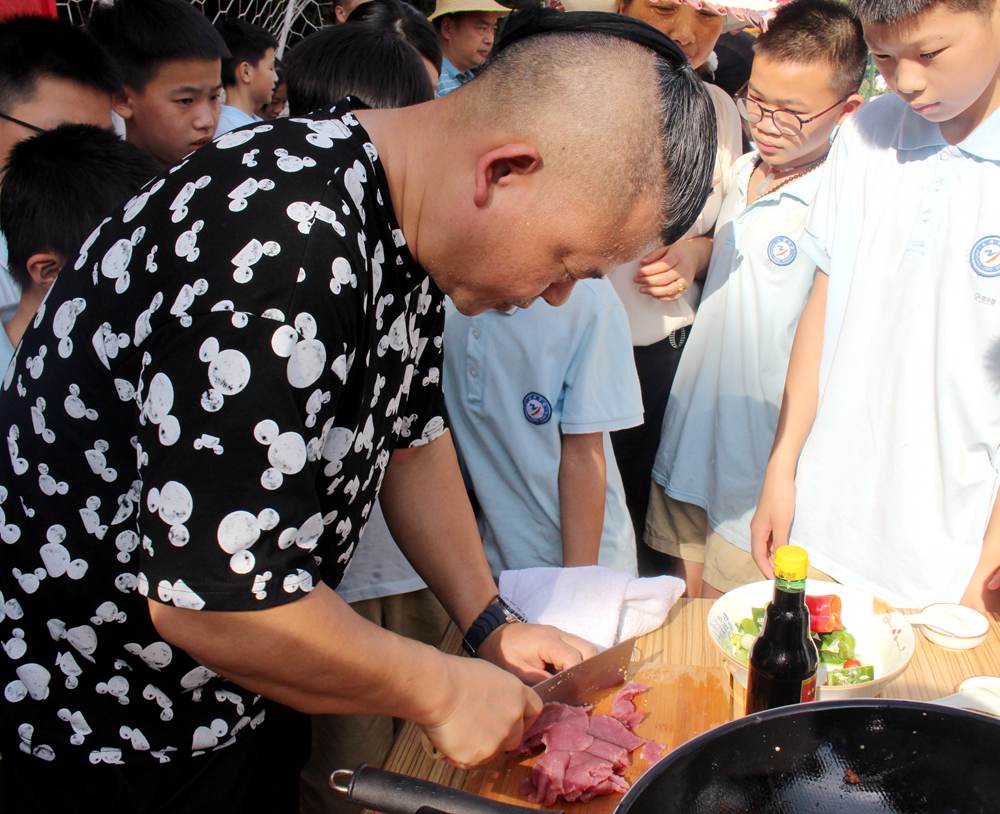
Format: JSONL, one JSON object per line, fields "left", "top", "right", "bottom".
{"left": 676, "top": 280, "right": 687, "bottom": 292}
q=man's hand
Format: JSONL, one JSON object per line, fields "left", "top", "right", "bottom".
{"left": 750, "top": 472, "right": 797, "bottom": 578}
{"left": 420, "top": 656, "right": 542, "bottom": 768}
{"left": 478, "top": 622, "right": 597, "bottom": 684}
{"left": 634, "top": 237, "right": 712, "bottom": 301}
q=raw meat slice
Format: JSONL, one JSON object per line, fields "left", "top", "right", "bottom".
{"left": 584, "top": 736, "right": 630, "bottom": 770}
{"left": 520, "top": 702, "right": 589, "bottom": 754}
{"left": 587, "top": 713, "right": 646, "bottom": 751}
{"left": 611, "top": 682, "right": 650, "bottom": 731}
{"left": 542, "top": 715, "right": 593, "bottom": 752}
{"left": 640, "top": 739, "right": 665, "bottom": 763}
{"left": 527, "top": 750, "right": 571, "bottom": 805}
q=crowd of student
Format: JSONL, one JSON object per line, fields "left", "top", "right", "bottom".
{"left": 0, "top": 0, "right": 997, "bottom": 810}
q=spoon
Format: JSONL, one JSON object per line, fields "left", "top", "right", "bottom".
{"left": 903, "top": 603, "right": 990, "bottom": 649}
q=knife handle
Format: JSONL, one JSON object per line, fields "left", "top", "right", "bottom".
{"left": 330, "top": 766, "right": 560, "bottom": 814}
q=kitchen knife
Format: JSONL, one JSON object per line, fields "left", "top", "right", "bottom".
{"left": 532, "top": 637, "right": 637, "bottom": 705}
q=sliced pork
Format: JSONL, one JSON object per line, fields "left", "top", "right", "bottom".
{"left": 610, "top": 681, "right": 650, "bottom": 730}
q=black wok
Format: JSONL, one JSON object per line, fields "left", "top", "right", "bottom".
{"left": 333, "top": 699, "right": 1000, "bottom": 814}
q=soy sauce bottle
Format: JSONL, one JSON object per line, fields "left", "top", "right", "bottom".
{"left": 746, "top": 545, "right": 819, "bottom": 714}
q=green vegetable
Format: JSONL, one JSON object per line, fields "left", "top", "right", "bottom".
{"left": 728, "top": 609, "right": 766, "bottom": 664}
{"left": 813, "top": 629, "right": 857, "bottom": 664}
{"left": 828, "top": 664, "right": 875, "bottom": 685}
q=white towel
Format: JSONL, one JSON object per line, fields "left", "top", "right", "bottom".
{"left": 498, "top": 566, "right": 686, "bottom": 650}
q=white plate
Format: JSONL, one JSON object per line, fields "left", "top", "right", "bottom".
{"left": 707, "top": 579, "right": 916, "bottom": 700}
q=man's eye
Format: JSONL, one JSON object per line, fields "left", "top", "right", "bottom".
{"left": 872, "top": 53, "right": 891, "bottom": 61}
{"left": 176, "top": 98, "right": 193, "bottom": 105}
{"left": 920, "top": 49, "right": 944, "bottom": 60}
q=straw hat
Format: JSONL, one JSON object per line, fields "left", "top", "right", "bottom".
{"left": 428, "top": 0, "right": 512, "bottom": 21}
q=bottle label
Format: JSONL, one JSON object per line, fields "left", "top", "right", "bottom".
{"left": 776, "top": 577, "right": 806, "bottom": 592}
{"left": 801, "top": 674, "right": 817, "bottom": 702}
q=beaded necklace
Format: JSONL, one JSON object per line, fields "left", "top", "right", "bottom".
{"left": 753, "top": 154, "right": 827, "bottom": 198}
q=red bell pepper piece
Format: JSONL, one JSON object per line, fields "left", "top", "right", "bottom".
{"left": 805, "top": 594, "right": 843, "bottom": 633}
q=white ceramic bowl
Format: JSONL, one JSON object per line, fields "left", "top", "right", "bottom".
{"left": 911, "top": 603, "right": 989, "bottom": 650}
{"left": 707, "top": 579, "right": 917, "bottom": 700}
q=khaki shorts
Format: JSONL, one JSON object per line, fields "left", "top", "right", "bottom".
{"left": 645, "top": 484, "right": 834, "bottom": 593}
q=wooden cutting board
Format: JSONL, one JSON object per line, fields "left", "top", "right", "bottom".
{"left": 459, "top": 665, "right": 731, "bottom": 813}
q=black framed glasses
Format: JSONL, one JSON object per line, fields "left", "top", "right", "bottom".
{"left": 735, "top": 93, "right": 848, "bottom": 137}
{"left": 0, "top": 111, "right": 46, "bottom": 135}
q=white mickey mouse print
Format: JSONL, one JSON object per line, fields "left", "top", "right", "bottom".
{"left": 304, "top": 388, "right": 331, "bottom": 429}
{"left": 281, "top": 569, "right": 314, "bottom": 594}
{"left": 84, "top": 440, "right": 118, "bottom": 482}
{"left": 47, "top": 618, "right": 98, "bottom": 662}
{"left": 89, "top": 747, "right": 124, "bottom": 765}
{"left": 301, "top": 117, "right": 352, "bottom": 148}
{"left": 79, "top": 495, "right": 108, "bottom": 540}
{"left": 122, "top": 179, "right": 165, "bottom": 223}
{"left": 39, "top": 526, "right": 87, "bottom": 580}
{"left": 227, "top": 177, "right": 275, "bottom": 212}
{"left": 5, "top": 662, "right": 51, "bottom": 702}
{"left": 73, "top": 216, "right": 113, "bottom": 269}
{"left": 146, "top": 245, "right": 159, "bottom": 274}
{"left": 169, "top": 175, "right": 212, "bottom": 222}
{"left": 274, "top": 148, "right": 317, "bottom": 173}
{"left": 29, "top": 398, "right": 55, "bottom": 444}
{"left": 91, "top": 601, "right": 127, "bottom": 625}
{"left": 193, "top": 434, "right": 224, "bottom": 455}
{"left": 123, "top": 641, "right": 173, "bottom": 671}
{"left": 156, "top": 578, "right": 206, "bottom": 610}
{"left": 58, "top": 708, "right": 93, "bottom": 745}
{"left": 377, "top": 312, "right": 408, "bottom": 359}
{"left": 344, "top": 160, "right": 368, "bottom": 223}
{"left": 24, "top": 344, "right": 46, "bottom": 379}
{"left": 3, "top": 628, "right": 25, "bottom": 659}
{"left": 17, "top": 724, "right": 55, "bottom": 761}
{"left": 375, "top": 294, "right": 394, "bottom": 330}
{"left": 343, "top": 476, "right": 360, "bottom": 503}
{"left": 55, "top": 651, "right": 83, "bottom": 689}
{"left": 11, "top": 567, "right": 46, "bottom": 595}
{"left": 320, "top": 425, "right": 355, "bottom": 476}
{"left": 179, "top": 665, "right": 217, "bottom": 699}
{"left": 192, "top": 718, "right": 229, "bottom": 754}
{"left": 174, "top": 220, "right": 204, "bottom": 262}
{"left": 65, "top": 383, "right": 99, "bottom": 421}
{"left": 120, "top": 725, "right": 151, "bottom": 752}
{"left": 286, "top": 200, "right": 345, "bottom": 237}
{"left": 101, "top": 227, "right": 145, "bottom": 294}
{"left": 37, "top": 464, "right": 69, "bottom": 496}
{"left": 363, "top": 141, "right": 379, "bottom": 164}
{"left": 142, "top": 684, "right": 174, "bottom": 721}
{"left": 370, "top": 240, "right": 385, "bottom": 297}
{"left": 96, "top": 675, "right": 131, "bottom": 705}
{"left": 335, "top": 515, "right": 352, "bottom": 544}
{"left": 422, "top": 367, "right": 440, "bottom": 387}
{"left": 214, "top": 124, "right": 272, "bottom": 150}
{"left": 114, "top": 530, "right": 140, "bottom": 564}
{"left": 253, "top": 420, "right": 307, "bottom": 490}
{"left": 198, "top": 337, "right": 252, "bottom": 412}
{"left": 214, "top": 688, "right": 245, "bottom": 716}
{"left": 146, "top": 481, "right": 194, "bottom": 547}
{"left": 210, "top": 299, "right": 251, "bottom": 329}
{"left": 0, "top": 486, "right": 21, "bottom": 544}
{"left": 231, "top": 238, "right": 280, "bottom": 284}
{"left": 134, "top": 292, "right": 164, "bottom": 346}
{"left": 271, "top": 313, "right": 325, "bottom": 389}
{"left": 110, "top": 480, "right": 142, "bottom": 526}
{"left": 52, "top": 297, "right": 87, "bottom": 359}
{"left": 250, "top": 570, "right": 272, "bottom": 600}
{"left": 329, "top": 257, "right": 357, "bottom": 295}
{"left": 415, "top": 416, "right": 447, "bottom": 447}
{"left": 276, "top": 512, "right": 324, "bottom": 553}
{"left": 92, "top": 322, "right": 131, "bottom": 369}
{"left": 170, "top": 278, "right": 209, "bottom": 327}
{"left": 7, "top": 426, "right": 28, "bottom": 476}
{"left": 216, "top": 507, "right": 280, "bottom": 575}
{"left": 241, "top": 148, "right": 259, "bottom": 167}
{"left": 370, "top": 374, "right": 386, "bottom": 408}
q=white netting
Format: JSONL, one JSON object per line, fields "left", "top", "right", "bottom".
{"left": 57, "top": 0, "right": 331, "bottom": 57}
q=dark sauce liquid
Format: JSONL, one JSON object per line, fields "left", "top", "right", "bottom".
{"left": 746, "top": 579, "right": 819, "bottom": 714}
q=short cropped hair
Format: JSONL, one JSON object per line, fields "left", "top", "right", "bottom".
{"left": 851, "top": 0, "right": 994, "bottom": 23}
{"left": 286, "top": 24, "right": 434, "bottom": 114}
{"left": 350, "top": 0, "right": 444, "bottom": 73}
{"left": 756, "top": 0, "right": 868, "bottom": 96}
{"left": 215, "top": 18, "right": 278, "bottom": 87}
{"left": 0, "top": 16, "right": 120, "bottom": 112}
{"left": 87, "top": 0, "right": 230, "bottom": 92}
{"left": 0, "top": 124, "right": 159, "bottom": 290}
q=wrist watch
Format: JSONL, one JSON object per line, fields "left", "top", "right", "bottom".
{"left": 462, "top": 595, "right": 527, "bottom": 656}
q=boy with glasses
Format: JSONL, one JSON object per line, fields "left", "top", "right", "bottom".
{"left": 646, "top": 0, "right": 866, "bottom": 596}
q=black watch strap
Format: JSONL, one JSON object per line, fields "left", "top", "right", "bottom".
{"left": 462, "top": 596, "right": 527, "bottom": 656}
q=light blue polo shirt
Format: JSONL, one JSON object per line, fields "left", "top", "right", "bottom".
{"left": 442, "top": 278, "right": 642, "bottom": 576}
{"left": 436, "top": 56, "right": 475, "bottom": 98}
{"left": 0, "top": 231, "right": 19, "bottom": 325}
{"left": 214, "top": 104, "right": 261, "bottom": 137}
{"left": 652, "top": 149, "right": 822, "bottom": 552}
{"left": 790, "top": 95, "right": 1000, "bottom": 607}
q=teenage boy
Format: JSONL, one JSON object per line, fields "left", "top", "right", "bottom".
{"left": 752, "top": 0, "right": 1000, "bottom": 611}
{"left": 430, "top": 0, "right": 510, "bottom": 95}
{"left": 646, "top": 0, "right": 866, "bottom": 597}
{"left": 443, "top": 279, "right": 643, "bottom": 576}
{"left": 0, "top": 15, "right": 119, "bottom": 347}
{"left": 0, "top": 124, "right": 157, "bottom": 371}
{"left": 88, "top": 0, "right": 230, "bottom": 167}
{"left": 214, "top": 18, "right": 279, "bottom": 136}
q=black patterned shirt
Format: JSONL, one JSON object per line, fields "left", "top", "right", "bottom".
{"left": 0, "top": 105, "right": 447, "bottom": 765}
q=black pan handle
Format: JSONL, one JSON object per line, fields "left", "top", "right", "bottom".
{"left": 330, "top": 766, "right": 559, "bottom": 814}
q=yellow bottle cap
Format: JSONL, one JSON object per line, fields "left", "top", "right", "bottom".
{"left": 774, "top": 545, "right": 809, "bottom": 582}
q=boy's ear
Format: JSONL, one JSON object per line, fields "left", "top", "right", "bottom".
{"left": 472, "top": 144, "right": 543, "bottom": 208}
{"left": 237, "top": 60, "right": 254, "bottom": 86}
{"left": 836, "top": 93, "right": 866, "bottom": 125}
{"left": 112, "top": 88, "right": 136, "bottom": 122}
{"left": 26, "top": 251, "right": 65, "bottom": 291}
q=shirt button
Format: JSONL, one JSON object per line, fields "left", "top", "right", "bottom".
{"left": 940, "top": 152, "right": 949, "bottom": 161}
{"left": 469, "top": 365, "right": 478, "bottom": 378}
{"left": 472, "top": 328, "right": 481, "bottom": 339}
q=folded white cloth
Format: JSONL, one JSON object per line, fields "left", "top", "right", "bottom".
{"left": 498, "top": 565, "right": 686, "bottom": 650}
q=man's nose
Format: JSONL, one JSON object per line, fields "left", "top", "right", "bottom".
{"left": 540, "top": 279, "right": 576, "bottom": 307}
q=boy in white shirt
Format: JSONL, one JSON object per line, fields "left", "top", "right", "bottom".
{"left": 752, "top": 0, "right": 1000, "bottom": 611}
{"left": 647, "top": 0, "right": 866, "bottom": 597}
{"left": 213, "top": 18, "right": 279, "bottom": 136}
{"left": 443, "top": 279, "right": 643, "bottom": 576}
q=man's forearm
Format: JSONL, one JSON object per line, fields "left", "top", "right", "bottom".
{"left": 380, "top": 430, "right": 498, "bottom": 630}
{"left": 148, "top": 584, "right": 455, "bottom": 721}
{"left": 767, "top": 271, "right": 827, "bottom": 478}
{"left": 559, "top": 432, "right": 605, "bottom": 566}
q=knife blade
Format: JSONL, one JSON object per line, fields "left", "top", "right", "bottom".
{"left": 532, "top": 637, "right": 637, "bottom": 705}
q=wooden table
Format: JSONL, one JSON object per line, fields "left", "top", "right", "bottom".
{"left": 383, "top": 598, "right": 1000, "bottom": 795}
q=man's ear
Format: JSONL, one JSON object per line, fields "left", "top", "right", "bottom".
{"left": 111, "top": 88, "right": 136, "bottom": 122}
{"left": 836, "top": 93, "right": 865, "bottom": 125}
{"left": 439, "top": 16, "right": 455, "bottom": 43}
{"left": 335, "top": 3, "right": 349, "bottom": 22}
{"left": 26, "top": 251, "right": 64, "bottom": 291}
{"left": 472, "top": 144, "right": 543, "bottom": 208}
{"left": 237, "top": 60, "right": 254, "bottom": 86}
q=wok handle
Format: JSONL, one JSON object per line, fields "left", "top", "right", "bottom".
{"left": 330, "top": 766, "right": 558, "bottom": 814}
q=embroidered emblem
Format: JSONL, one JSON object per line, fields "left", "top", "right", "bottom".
{"left": 970, "top": 236, "right": 1000, "bottom": 278}
{"left": 767, "top": 236, "right": 797, "bottom": 267}
{"left": 522, "top": 392, "right": 552, "bottom": 425}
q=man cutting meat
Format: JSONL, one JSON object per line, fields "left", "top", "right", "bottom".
{"left": 0, "top": 9, "right": 715, "bottom": 812}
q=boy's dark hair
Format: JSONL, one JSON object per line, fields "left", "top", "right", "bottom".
{"left": 0, "top": 124, "right": 159, "bottom": 290}
{"left": 0, "top": 16, "right": 120, "bottom": 113}
{"left": 850, "top": 0, "right": 993, "bottom": 24}
{"left": 215, "top": 18, "right": 278, "bottom": 87}
{"left": 286, "top": 23, "right": 435, "bottom": 114}
{"left": 87, "top": 0, "right": 230, "bottom": 92}
{"left": 350, "top": 0, "right": 444, "bottom": 73}
{"left": 756, "top": 0, "right": 868, "bottom": 97}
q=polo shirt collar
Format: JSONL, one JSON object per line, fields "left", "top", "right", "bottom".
{"left": 897, "top": 103, "right": 1000, "bottom": 161}
{"left": 736, "top": 150, "right": 824, "bottom": 207}
{"left": 441, "top": 56, "right": 474, "bottom": 84}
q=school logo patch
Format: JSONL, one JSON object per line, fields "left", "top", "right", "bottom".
{"left": 970, "top": 236, "right": 1000, "bottom": 278}
{"left": 523, "top": 392, "right": 552, "bottom": 425}
{"left": 767, "top": 236, "right": 797, "bottom": 267}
